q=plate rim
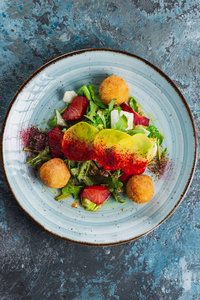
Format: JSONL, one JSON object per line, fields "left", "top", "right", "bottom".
{"left": 0, "top": 48, "right": 198, "bottom": 246}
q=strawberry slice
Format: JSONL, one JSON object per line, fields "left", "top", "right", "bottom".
{"left": 133, "top": 111, "right": 150, "bottom": 126}
{"left": 81, "top": 185, "right": 111, "bottom": 205}
{"left": 120, "top": 173, "right": 132, "bottom": 182}
{"left": 120, "top": 103, "right": 133, "bottom": 114}
{"left": 48, "top": 126, "right": 64, "bottom": 158}
{"left": 120, "top": 103, "right": 149, "bottom": 126}
{"left": 120, "top": 159, "right": 148, "bottom": 175}
{"left": 62, "top": 96, "right": 89, "bottom": 121}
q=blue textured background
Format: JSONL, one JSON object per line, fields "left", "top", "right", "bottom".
{"left": 0, "top": 1, "right": 200, "bottom": 299}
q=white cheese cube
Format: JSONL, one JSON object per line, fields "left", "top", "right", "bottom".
{"left": 63, "top": 91, "right": 77, "bottom": 103}
{"left": 111, "top": 110, "right": 134, "bottom": 130}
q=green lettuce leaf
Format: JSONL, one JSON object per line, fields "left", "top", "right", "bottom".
{"left": 111, "top": 190, "right": 125, "bottom": 203}
{"left": 147, "top": 125, "right": 164, "bottom": 145}
{"left": 113, "top": 115, "right": 128, "bottom": 132}
{"left": 85, "top": 100, "right": 99, "bottom": 122}
{"left": 126, "top": 129, "right": 146, "bottom": 136}
{"left": 48, "top": 104, "right": 69, "bottom": 127}
{"left": 88, "top": 85, "right": 107, "bottom": 109}
{"left": 77, "top": 85, "right": 92, "bottom": 100}
{"left": 55, "top": 181, "right": 83, "bottom": 200}
{"left": 129, "top": 97, "right": 139, "bottom": 112}
{"left": 147, "top": 125, "right": 164, "bottom": 160}
{"left": 26, "top": 146, "right": 51, "bottom": 166}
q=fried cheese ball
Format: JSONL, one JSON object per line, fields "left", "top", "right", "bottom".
{"left": 40, "top": 158, "right": 70, "bottom": 188}
{"left": 99, "top": 75, "right": 129, "bottom": 105}
{"left": 126, "top": 175, "right": 154, "bottom": 204}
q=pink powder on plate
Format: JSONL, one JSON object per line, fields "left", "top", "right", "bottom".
{"left": 20, "top": 127, "right": 32, "bottom": 147}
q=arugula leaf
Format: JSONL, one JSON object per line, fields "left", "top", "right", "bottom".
{"left": 77, "top": 161, "right": 93, "bottom": 185}
{"left": 113, "top": 115, "right": 128, "bottom": 132}
{"left": 26, "top": 146, "right": 51, "bottom": 166}
{"left": 48, "top": 117, "right": 57, "bottom": 127}
{"left": 55, "top": 110, "right": 68, "bottom": 127}
{"left": 96, "top": 113, "right": 105, "bottom": 127}
{"left": 86, "top": 168, "right": 125, "bottom": 203}
{"left": 108, "top": 99, "right": 116, "bottom": 111}
{"left": 87, "top": 111, "right": 106, "bottom": 129}
{"left": 66, "top": 159, "right": 77, "bottom": 169}
{"left": 69, "top": 161, "right": 96, "bottom": 186}
{"left": 85, "top": 100, "right": 99, "bottom": 122}
{"left": 88, "top": 85, "right": 106, "bottom": 109}
{"left": 113, "top": 103, "right": 122, "bottom": 114}
{"left": 109, "top": 170, "right": 125, "bottom": 203}
{"left": 98, "top": 112, "right": 106, "bottom": 128}
{"left": 126, "top": 129, "right": 146, "bottom": 136}
{"left": 70, "top": 166, "right": 80, "bottom": 177}
{"left": 111, "top": 170, "right": 123, "bottom": 188}
{"left": 48, "top": 104, "right": 69, "bottom": 128}
{"left": 64, "top": 160, "right": 82, "bottom": 177}
{"left": 97, "top": 99, "right": 116, "bottom": 128}
{"left": 111, "top": 190, "right": 126, "bottom": 203}
{"left": 82, "top": 175, "right": 95, "bottom": 186}
{"left": 101, "top": 170, "right": 123, "bottom": 190}
{"left": 147, "top": 126, "right": 164, "bottom": 160}
{"left": 157, "top": 139, "right": 161, "bottom": 160}
{"left": 161, "top": 147, "right": 167, "bottom": 158}
{"left": 55, "top": 180, "right": 83, "bottom": 200}
{"left": 60, "top": 104, "right": 70, "bottom": 114}
{"left": 129, "top": 97, "right": 139, "bottom": 112}
{"left": 147, "top": 126, "right": 164, "bottom": 145}
{"left": 81, "top": 198, "right": 97, "bottom": 211}
{"left": 77, "top": 85, "right": 92, "bottom": 100}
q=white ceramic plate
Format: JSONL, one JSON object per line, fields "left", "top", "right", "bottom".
{"left": 1, "top": 49, "right": 197, "bottom": 245}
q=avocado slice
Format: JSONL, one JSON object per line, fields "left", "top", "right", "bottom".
{"left": 94, "top": 129, "right": 129, "bottom": 170}
{"left": 62, "top": 122, "right": 99, "bottom": 161}
{"left": 116, "top": 133, "right": 153, "bottom": 158}
{"left": 115, "top": 133, "right": 154, "bottom": 175}
{"left": 94, "top": 130, "right": 154, "bottom": 174}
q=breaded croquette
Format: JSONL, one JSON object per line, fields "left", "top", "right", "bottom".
{"left": 40, "top": 158, "right": 71, "bottom": 188}
{"left": 99, "top": 75, "right": 129, "bottom": 105}
{"left": 126, "top": 175, "right": 154, "bottom": 204}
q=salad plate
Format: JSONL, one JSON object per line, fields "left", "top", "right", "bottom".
{"left": 1, "top": 49, "right": 197, "bottom": 245}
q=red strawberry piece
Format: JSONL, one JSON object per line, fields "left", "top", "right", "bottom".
{"left": 121, "top": 158, "right": 148, "bottom": 175}
{"left": 48, "top": 126, "right": 64, "bottom": 158}
{"left": 132, "top": 111, "right": 150, "bottom": 126}
{"left": 120, "top": 103, "right": 150, "bottom": 126}
{"left": 62, "top": 96, "right": 89, "bottom": 121}
{"left": 81, "top": 185, "right": 111, "bottom": 205}
{"left": 120, "top": 173, "right": 132, "bottom": 182}
{"left": 120, "top": 103, "right": 133, "bottom": 114}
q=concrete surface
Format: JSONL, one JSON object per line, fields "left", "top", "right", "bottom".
{"left": 0, "top": 0, "right": 200, "bottom": 299}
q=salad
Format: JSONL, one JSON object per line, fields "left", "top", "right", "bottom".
{"left": 23, "top": 75, "right": 167, "bottom": 211}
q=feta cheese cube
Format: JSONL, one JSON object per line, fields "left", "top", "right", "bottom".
{"left": 63, "top": 91, "right": 77, "bottom": 103}
{"left": 111, "top": 110, "right": 134, "bottom": 130}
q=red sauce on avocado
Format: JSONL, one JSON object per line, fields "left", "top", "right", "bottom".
{"left": 63, "top": 136, "right": 97, "bottom": 161}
